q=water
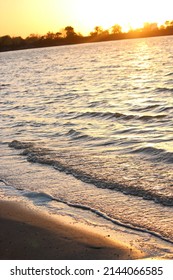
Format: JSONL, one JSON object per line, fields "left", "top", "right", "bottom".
{"left": 0, "top": 36, "right": 173, "bottom": 258}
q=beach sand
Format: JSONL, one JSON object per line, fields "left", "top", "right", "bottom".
{"left": 0, "top": 200, "right": 144, "bottom": 260}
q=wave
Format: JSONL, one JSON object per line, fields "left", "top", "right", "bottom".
{"left": 9, "top": 140, "right": 33, "bottom": 149}
{"left": 66, "top": 129, "right": 99, "bottom": 141}
{"left": 130, "top": 104, "right": 160, "bottom": 112}
{"left": 73, "top": 111, "right": 167, "bottom": 122}
{"left": 165, "top": 72, "right": 173, "bottom": 76}
{"left": 0, "top": 83, "right": 10, "bottom": 88}
{"left": 132, "top": 146, "right": 164, "bottom": 155}
{"left": 99, "top": 65, "right": 120, "bottom": 69}
{"left": 157, "top": 106, "right": 173, "bottom": 113}
{"left": 9, "top": 140, "right": 173, "bottom": 206}
{"left": 156, "top": 87, "right": 173, "bottom": 93}
{"left": 131, "top": 146, "right": 173, "bottom": 164}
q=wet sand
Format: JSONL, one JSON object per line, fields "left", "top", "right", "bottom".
{"left": 0, "top": 200, "right": 144, "bottom": 260}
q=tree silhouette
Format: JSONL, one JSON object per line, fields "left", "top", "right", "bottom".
{"left": 111, "top": 24, "right": 122, "bottom": 34}
{"left": 45, "top": 31, "right": 62, "bottom": 40}
{"left": 55, "top": 32, "right": 62, "bottom": 38}
{"left": 26, "top": 34, "right": 40, "bottom": 45}
{"left": 45, "top": 32, "right": 55, "bottom": 39}
{"left": 12, "top": 36, "right": 24, "bottom": 47}
{"left": 0, "top": 35, "right": 12, "bottom": 47}
{"left": 91, "top": 26, "right": 104, "bottom": 36}
{"left": 165, "top": 20, "right": 173, "bottom": 29}
{"left": 64, "top": 26, "right": 77, "bottom": 38}
{"left": 1, "top": 19, "right": 173, "bottom": 52}
{"left": 143, "top": 22, "right": 158, "bottom": 32}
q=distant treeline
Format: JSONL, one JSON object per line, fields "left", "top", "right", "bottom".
{"left": 1, "top": 21, "right": 173, "bottom": 52}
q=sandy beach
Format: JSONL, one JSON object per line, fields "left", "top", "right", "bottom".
{"left": 0, "top": 200, "right": 144, "bottom": 260}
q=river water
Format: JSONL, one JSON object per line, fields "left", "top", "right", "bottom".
{"left": 0, "top": 36, "right": 173, "bottom": 258}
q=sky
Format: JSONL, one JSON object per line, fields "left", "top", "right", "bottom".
{"left": 0, "top": 0, "right": 173, "bottom": 38}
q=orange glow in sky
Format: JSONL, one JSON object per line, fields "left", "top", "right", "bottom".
{"left": 0, "top": 0, "right": 173, "bottom": 37}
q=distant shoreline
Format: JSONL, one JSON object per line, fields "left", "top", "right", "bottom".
{"left": 0, "top": 29, "right": 173, "bottom": 53}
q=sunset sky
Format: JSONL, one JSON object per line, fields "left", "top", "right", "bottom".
{"left": 0, "top": 0, "right": 173, "bottom": 38}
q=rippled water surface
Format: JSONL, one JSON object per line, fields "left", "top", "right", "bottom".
{"left": 0, "top": 36, "right": 173, "bottom": 256}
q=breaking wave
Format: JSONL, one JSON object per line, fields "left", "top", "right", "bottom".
{"left": 9, "top": 140, "right": 173, "bottom": 207}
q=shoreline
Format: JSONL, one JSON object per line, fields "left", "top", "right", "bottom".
{"left": 1, "top": 33, "right": 173, "bottom": 54}
{"left": 0, "top": 200, "right": 144, "bottom": 260}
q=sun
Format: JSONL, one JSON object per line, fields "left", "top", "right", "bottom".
{"left": 71, "top": 0, "right": 171, "bottom": 35}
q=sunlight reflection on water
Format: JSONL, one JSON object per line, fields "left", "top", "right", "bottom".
{"left": 0, "top": 36, "right": 173, "bottom": 251}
